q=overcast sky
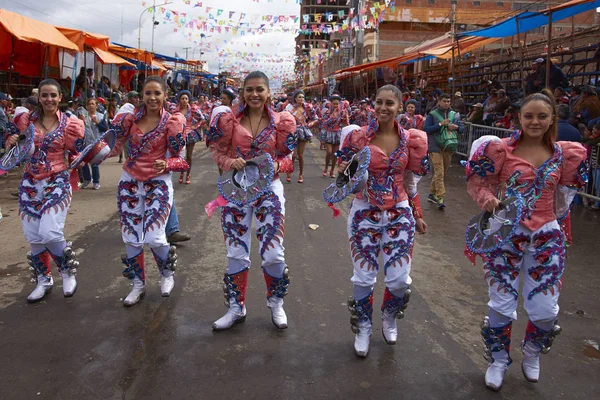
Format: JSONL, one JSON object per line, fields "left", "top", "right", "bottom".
{"left": 1, "top": 0, "right": 300, "bottom": 77}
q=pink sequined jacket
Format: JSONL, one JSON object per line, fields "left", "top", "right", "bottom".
{"left": 285, "top": 103, "right": 319, "bottom": 128}
{"left": 322, "top": 104, "right": 350, "bottom": 132}
{"left": 466, "top": 132, "right": 588, "bottom": 232}
{"left": 339, "top": 120, "right": 429, "bottom": 214}
{"left": 173, "top": 104, "right": 205, "bottom": 134}
{"left": 14, "top": 110, "right": 85, "bottom": 181}
{"left": 206, "top": 105, "right": 297, "bottom": 175}
{"left": 110, "top": 107, "right": 189, "bottom": 181}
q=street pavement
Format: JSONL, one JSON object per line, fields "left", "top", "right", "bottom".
{"left": 0, "top": 143, "right": 599, "bottom": 400}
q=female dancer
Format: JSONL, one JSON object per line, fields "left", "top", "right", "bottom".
{"left": 172, "top": 90, "right": 204, "bottom": 184}
{"left": 207, "top": 71, "right": 296, "bottom": 331}
{"left": 220, "top": 87, "right": 236, "bottom": 108}
{"left": 321, "top": 94, "right": 349, "bottom": 178}
{"left": 335, "top": 85, "right": 428, "bottom": 357}
{"left": 285, "top": 89, "right": 318, "bottom": 183}
{"left": 350, "top": 100, "right": 373, "bottom": 127}
{"left": 464, "top": 90, "right": 587, "bottom": 391}
{"left": 5, "top": 79, "right": 85, "bottom": 302}
{"left": 80, "top": 97, "right": 108, "bottom": 190}
{"left": 396, "top": 99, "right": 424, "bottom": 130}
{"left": 110, "top": 76, "right": 189, "bottom": 306}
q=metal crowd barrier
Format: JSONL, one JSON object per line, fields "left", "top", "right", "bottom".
{"left": 456, "top": 122, "right": 600, "bottom": 203}
{"left": 456, "top": 122, "right": 514, "bottom": 157}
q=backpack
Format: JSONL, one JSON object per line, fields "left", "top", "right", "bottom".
{"left": 430, "top": 109, "right": 458, "bottom": 152}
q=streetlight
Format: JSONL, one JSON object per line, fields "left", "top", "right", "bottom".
{"left": 137, "top": 1, "right": 173, "bottom": 51}
{"left": 192, "top": 34, "right": 211, "bottom": 60}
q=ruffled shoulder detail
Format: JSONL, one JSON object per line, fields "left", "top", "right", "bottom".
{"left": 465, "top": 135, "right": 506, "bottom": 181}
{"left": 65, "top": 115, "right": 85, "bottom": 136}
{"left": 406, "top": 128, "right": 429, "bottom": 176}
{"left": 557, "top": 141, "right": 588, "bottom": 188}
{"left": 274, "top": 111, "right": 296, "bottom": 136}
{"left": 206, "top": 106, "right": 235, "bottom": 145}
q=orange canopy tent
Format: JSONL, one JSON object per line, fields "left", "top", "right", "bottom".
{"left": 0, "top": 8, "right": 78, "bottom": 85}
{"left": 55, "top": 26, "right": 134, "bottom": 67}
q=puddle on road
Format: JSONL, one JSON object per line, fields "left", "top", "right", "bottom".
{"left": 583, "top": 340, "right": 600, "bottom": 359}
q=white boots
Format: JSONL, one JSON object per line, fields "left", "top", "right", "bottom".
{"left": 160, "top": 272, "right": 174, "bottom": 297}
{"left": 60, "top": 271, "right": 77, "bottom": 297}
{"left": 213, "top": 297, "right": 247, "bottom": 330}
{"left": 348, "top": 293, "right": 374, "bottom": 358}
{"left": 27, "top": 248, "right": 79, "bottom": 303}
{"left": 353, "top": 320, "right": 373, "bottom": 358}
{"left": 27, "top": 274, "right": 54, "bottom": 303}
{"left": 267, "top": 296, "right": 288, "bottom": 329}
{"left": 124, "top": 277, "right": 146, "bottom": 307}
{"left": 520, "top": 321, "right": 561, "bottom": 384}
{"left": 381, "top": 310, "right": 398, "bottom": 345}
{"left": 485, "top": 351, "right": 510, "bottom": 391}
{"left": 521, "top": 341, "right": 541, "bottom": 383}
{"left": 121, "top": 247, "right": 179, "bottom": 306}
{"left": 214, "top": 267, "right": 290, "bottom": 330}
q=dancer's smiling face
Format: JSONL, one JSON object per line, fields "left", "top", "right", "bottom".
{"left": 519, "top": 99, "right": 553, "bottom": 141}
{"left": 244, "top": 78, "right": 269, "bottom": 110}
{"left": 374, "top": 90, "right": 401, "bottom": 124}
{"left": 38, "top": 83, "right": 62, "bottom": 115}
{"left": 143, "top": 81, "right": 165, "bottom": 113}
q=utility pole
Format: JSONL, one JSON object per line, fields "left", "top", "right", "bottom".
{"left": 450, "top": 0, "right": 457, "bottom": 95}
{"left": 354, "top": 0, "right": 365, "bottom": 66}
{"left": 183, "top": 47, "right": 191, "bottom": 60}
{"left": 151, "top": 0, "right": 157, "bottom": 52}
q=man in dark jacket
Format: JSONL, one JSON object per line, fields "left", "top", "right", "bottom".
{"left": 423, "top": 93, "right": 465, "bottom": 210}
{"left": 556, "top": 104, "right": 582, "bottom": 142}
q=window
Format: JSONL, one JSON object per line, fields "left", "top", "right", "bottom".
{"left": 474, "top": 1, "right": 481, "bottom": 5}
{"left": 405, "top": 0, "right": 412, "bottom": 4}
{"left": 497, "top": 1, "right": 504, "bottom": 5}
{"left": 428, "top": 0, "right": 435, "bottom": 4}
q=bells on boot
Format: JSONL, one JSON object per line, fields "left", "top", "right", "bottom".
{"left": 521, "top": 320, "right": 561, "bottom": 383}
{"left": 481, "top": 316, "right": 513, "bottom": 391}
{"left": 267, "top": 296, "right": 288, "bottom": 329}
{"left": 122, "top": 251, "right": 146, "bottom": 307}
{"left": 348, "top": 293, "right": 374, "bottom": 358}
{"left": 154, "top": 246, "right": 178, "bottom": 297}
{"left": 213, "top": 268, "right": 249, "bottom": 331}
{"left": 124, "top": 277, "right": 146, "bottom": 307}
{"left": 48, "top": 243, "right": 80, "bottom": 298}
{"left": 26, "top": 251, "right": 53, "bottom": 303}
{"left": 380, "top": 288, "right": 411, "bottom": 345}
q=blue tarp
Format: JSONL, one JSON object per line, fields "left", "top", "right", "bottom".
{"left": 458, "top": 0, "right": 600, "bottom": 38}
{"left": 400, "top": 55, "right": 435, "bottom": 65}
{"left": 110, "top": 42, "right": 187, "bottom": 63}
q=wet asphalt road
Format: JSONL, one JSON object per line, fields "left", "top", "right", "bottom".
{"left": 1, "top": 144, "right": 599, "bottom": 400}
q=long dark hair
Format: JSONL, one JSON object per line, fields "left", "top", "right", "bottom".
{"left": 520, "top": 88, "right": 557, "bottom": 149}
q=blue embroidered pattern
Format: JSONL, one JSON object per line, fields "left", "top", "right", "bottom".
{"left": 117, "top": 179, "right": 142, "bottom": 242}
{"left": 254, "top": 191, "right": 284, "bottom": 257}
{"left": 482, "top": 233, "right": 530, "bottom": 300}
{"left": 126, "top": 107, "right": 170, "bottom": 169}
{"left": 19, "top": 171, "right": 71, "bottom": 221}
{"left": 465, "top": 141, "right": 495, "bottom": 181}
{"left": 142, "top": 180, "right": 170, "bottom": 231}
{"left": 527, "top": 229, "right": 565, "bottom": 299}
{"left": 221, "top": 206, "right": 249, "bottom": 252}
{"left": 350, "top": 207, "right": 383, "bottom": 271}
{"left": 27, "top": 114, "right": 68, "bottom": 176}
{"left": 382, "top": 207, "right": 415, "bottom": 273}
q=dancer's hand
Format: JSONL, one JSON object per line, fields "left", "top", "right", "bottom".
{"left": 338, "top": 161, "right": 349, "bottom": 174}
{"left": 153, "top": 159, "right": 166, "bottom": 174}
{"left": 231, "top": 158, "right": 246, "bottom": 171}
{"left": 416, "top": 218, "right": 428, "bottom": 234}
{"left": 484, "top": 197, "right": 500, "bottom": 213}
{"left": 5, "top": 135, "right": 17, "bottom": 150}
